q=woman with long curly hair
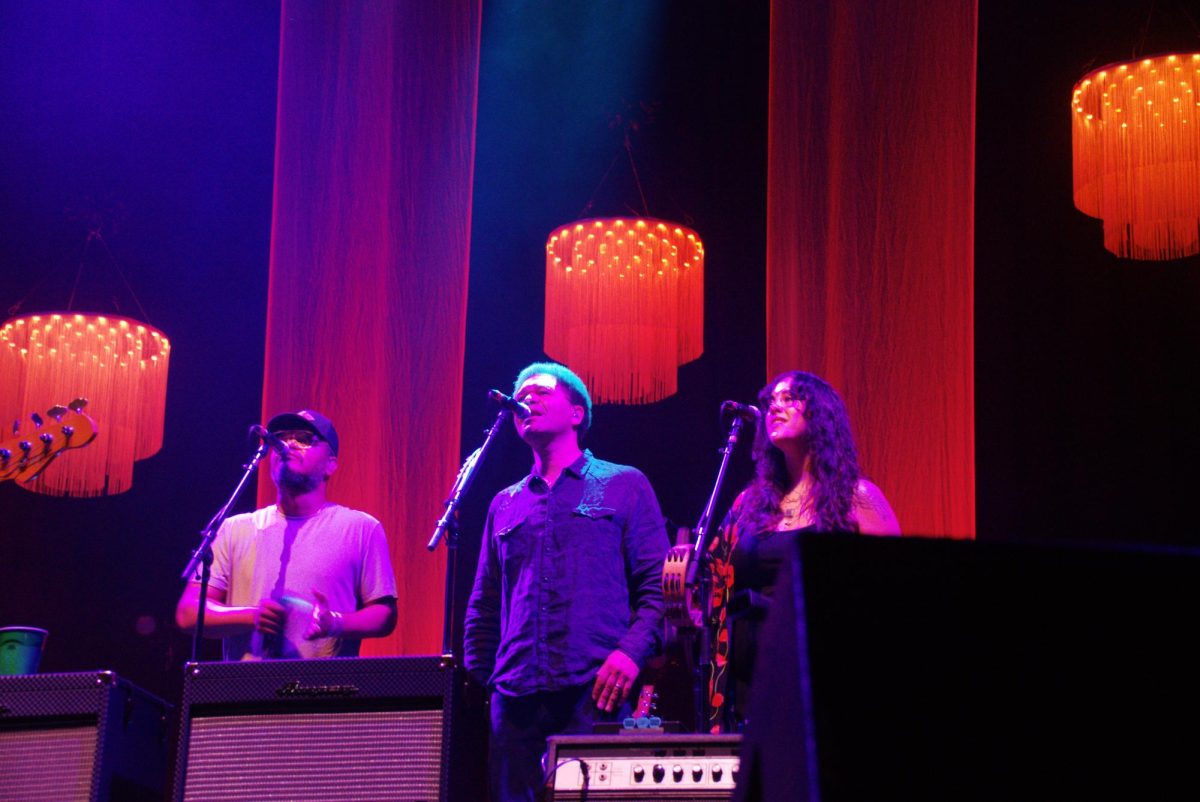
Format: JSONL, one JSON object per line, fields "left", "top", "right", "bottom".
{"left": 706, "top": 370, "right": 899, "bottom": 731}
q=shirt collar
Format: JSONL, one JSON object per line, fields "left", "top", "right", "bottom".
{"left": 525, "top": 448, "right": 593, "bottom": 487}
{"left": 564, "top": 449, "right": 593, "bottom": 479}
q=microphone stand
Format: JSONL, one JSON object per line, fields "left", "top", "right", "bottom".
{"left": 685, "top": 413, "right": 752, "bottom": 732}
{"left": 180, "top": 443, "right": 270, "bottom": 663}
{"left": 428, "top": 408, "right": 508, "bottom": 662}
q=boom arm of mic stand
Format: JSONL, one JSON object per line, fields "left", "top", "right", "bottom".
{"left": 427, "top": 409, "right": 508, "bottom": 552}
{"left": 686, "top": 415, "right": 749, "bottom": 586}
{"left": 428, "top": 408, "right": 509, "bottom": 663}
{"left": 179, "top": 443, "right": 271, "bottom": 663}
{"left": 680, "top": 414, "right": 750, "bottom": 733}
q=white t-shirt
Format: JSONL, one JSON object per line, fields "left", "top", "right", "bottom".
{"left": 209, "top": 503, "right": 397, "bottom": 661}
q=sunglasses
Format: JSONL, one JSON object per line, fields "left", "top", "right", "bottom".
{"left": 274, "top": 430, "right": 323, "bottom": 448}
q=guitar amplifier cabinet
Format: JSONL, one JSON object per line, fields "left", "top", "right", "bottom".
{"left": 173, "top": 655, "right": 486, "bottom": 802}
{"left": 545, "top": 733, "right": 742, "bottom": 801}
{"left": 0, "top": 670, "right": 172, "bottom": 802}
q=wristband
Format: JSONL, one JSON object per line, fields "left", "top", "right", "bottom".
{"left": 327, "top": 610, "right": 345, "bottom": 637}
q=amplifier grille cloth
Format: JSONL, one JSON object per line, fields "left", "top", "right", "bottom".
{"left": 183, "top": 709, "right": 444, "bottom": 801}
{"left": 0, "top": 724, "right": 98, "bottom": 802}
{"left": 555, "top": 797, "right": 731, "bottom": 801}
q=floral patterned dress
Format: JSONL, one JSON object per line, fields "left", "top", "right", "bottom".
{"left": 705, "top": 492, "right": 744, "bottom": 733}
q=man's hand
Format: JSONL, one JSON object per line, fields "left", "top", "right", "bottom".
{"left": 254, "top": 598, "right": 286, "bottom": 635}
{"left": 592, "top": 649, "right": 639, "bottom": 713}
{"left": 304, "top": 589, "right": 344, "bottom": 639}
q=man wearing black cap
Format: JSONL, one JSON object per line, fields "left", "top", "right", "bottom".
{"left": 176, "top": 410, "right": 397, "bottom": 660}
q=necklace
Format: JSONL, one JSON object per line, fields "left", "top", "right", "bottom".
{"left": 779, "top": 486, "right": 811, "bottom": 526}
{"left": 779, "top": 504, "right": 806, "bottom": 525}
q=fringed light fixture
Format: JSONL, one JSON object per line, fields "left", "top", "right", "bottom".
{"left": 545, "top": 218, "right": 704, "bottom": 404}
{"left": 1072, "top": 53, "right": 1200, "bottom": 260}
{"left": 0, "top": 312, "right": 170, "bottom": 496}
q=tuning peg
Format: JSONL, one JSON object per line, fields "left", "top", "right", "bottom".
{"left": 47, "top": 405, "right": 68, "bottom": 420}
{"left": 68, "top": 398, "right": 89, "bottom": 412}
{"left": 31, "top": 412, "right": 43, "bottom": 428}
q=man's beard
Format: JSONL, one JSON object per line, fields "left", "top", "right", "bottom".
{"left": 278, "top": 466, "right": 320, "bottom": 494}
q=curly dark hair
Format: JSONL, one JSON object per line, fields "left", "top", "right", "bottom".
{"left": 738, "top": 371, "right": 862, "bottom": 534}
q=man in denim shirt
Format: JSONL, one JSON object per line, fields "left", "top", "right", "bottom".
{"left": 463, "top": 362, "right": 668, "bottom": 802}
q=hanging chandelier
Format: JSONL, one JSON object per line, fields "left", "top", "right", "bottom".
{"left": 1072, "top": 53, "right": 1200, "bottom": 260}
{"left": 545, "top": 217, "right": 703, "bottom": 404}
{"left": 0, "top": 312, "right": 170, "bottom": 496}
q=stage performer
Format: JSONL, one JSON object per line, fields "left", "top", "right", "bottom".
{"left": 707, "top": 371, "right": 900, "bottom": 731}
{"left": 175, "top": 409, "right": 397, "bottom": 660}
{"left": 463, "top": 362, "right": 668, "bottom": 802}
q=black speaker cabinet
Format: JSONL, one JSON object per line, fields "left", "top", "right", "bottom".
{"left": 0, "top": 670, "right": 172, "bottom": 802}
{"left": 545, "top": 733, "right": 741, "bottom": 800}
{"left": 173, "top": 655, "right": 486, "bottom": 802}
{"left": 737, "top": 534, "right": 1200, "bottom": 802}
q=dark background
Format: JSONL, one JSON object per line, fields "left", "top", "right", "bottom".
{"left": 974, "top": 1, "right": 1200, "bottom": 544}
{"left": 1, "top": 0, "right": 1197, "bottom": 705}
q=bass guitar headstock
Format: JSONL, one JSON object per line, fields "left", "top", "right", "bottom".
{"left": 632, "top": 683, "right": 658, "bottom": 719}
{"left": 0, "top": 399, "right": 98, "bottom": 484}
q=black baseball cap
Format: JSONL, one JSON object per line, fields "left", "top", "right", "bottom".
{"left": 266, "top": 409, "right": 339, "bottom": 454}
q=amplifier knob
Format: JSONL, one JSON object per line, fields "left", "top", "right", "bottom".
{"left": 633, "top": 765, "right": 645, "bottom": 783}
{"left": 712, "top": 764, "right": 724, "bottom": 781}
{"left": 672, "top": 765, "right": 683, "bottom": 782}
{"left": 693, "top": 764, "right": 703, "bottom": 781}
{"left": 653, "top": 764, "right": 665, "bottom": 783}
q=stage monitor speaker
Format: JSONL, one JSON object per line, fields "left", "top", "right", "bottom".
{"left": 173, "top": 655, "right": 486, "bottom": 802}
{"left": 0, "top": 670, "right": 172, "bottom": 802}
{"left": 736, "top": 534, "right": 1200, "bottom": 801}
{"left": 545, "top": 733, "right": 741, "bottom": 800}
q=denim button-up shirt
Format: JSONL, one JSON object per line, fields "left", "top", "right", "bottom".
{"left": 463, "top": 450, "right": 668, "bottom": 695}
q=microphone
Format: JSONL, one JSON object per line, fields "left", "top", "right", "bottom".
{"left": 720, "top": 400, "right": 761, "bottom": 423}
{"left": 488, "top": 389, "right": 532, "bottom": 420}
{"left": 249, "top": 424, "right": 290, "bottom": 456}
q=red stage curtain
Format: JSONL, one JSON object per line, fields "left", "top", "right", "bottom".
{"left": 767, "top": 0, "right": 977, "bottom": 537}
{"left": 261, "top": 1, "right": 481, "bottom": 653}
